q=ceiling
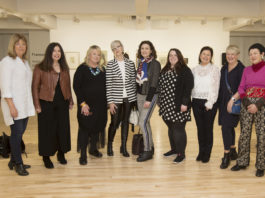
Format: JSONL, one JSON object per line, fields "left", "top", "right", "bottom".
{"left": 0, "top": 0, "right": 265, "bottom": 31}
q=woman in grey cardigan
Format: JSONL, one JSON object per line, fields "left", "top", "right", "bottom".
{"left": 106, "top": 40, "right": 137, "bottom": 157}
{"left": 136, "top": 40, "right": 161, "bottom": 162}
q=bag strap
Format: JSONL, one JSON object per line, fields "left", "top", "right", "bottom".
{"left": 224, "top": 69, "right": 233, "bottom": 95}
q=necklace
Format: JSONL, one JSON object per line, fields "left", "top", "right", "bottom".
{"left": 89, "top": 67, "right": 101, "bottom": 76}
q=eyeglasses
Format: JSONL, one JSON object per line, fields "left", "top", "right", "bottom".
{"left": 112, "top": 45, "right": 121, "bottom": 51}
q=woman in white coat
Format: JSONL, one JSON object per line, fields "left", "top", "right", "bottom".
{"left": 0, "top": 34, "right": 35, "bottom": 176}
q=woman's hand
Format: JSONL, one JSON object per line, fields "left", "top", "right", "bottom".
{"left": 180, "top": 105, "right": 187, "bottom": 112}
{"left": 109, "top": 103, "right": 117, "bottom": 115}
{"left": 81, "top": 104, "right": 91, "bottom": 116}
{"left": 247, "top": 104, "right": 258, "bottom": 114}
{"left": 36, "top": 107, "right": 42, "bottom": 113}
{"left": 10, "top": 105, "right": 18, "bottom": 118}
{"left": 143, "top": 101, "right": 151, "bottom": 108}
{"left": 227, "top": 99, "right": 233, "bottom": 113}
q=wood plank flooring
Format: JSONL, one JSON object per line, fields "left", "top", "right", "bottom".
{"left": 0, "top": 106, "right": 264, "bottom": 198}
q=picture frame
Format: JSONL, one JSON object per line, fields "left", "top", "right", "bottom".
{"left": 65, "top": 52, "right": 80, "bottom": 69}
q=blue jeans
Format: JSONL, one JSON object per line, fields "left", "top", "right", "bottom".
{"left": 10, "top": 118, "right": 29, "bottom": 164}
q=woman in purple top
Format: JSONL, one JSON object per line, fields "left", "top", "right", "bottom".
{"left": 230, "top": 43, "right": 265, "bottom": 177}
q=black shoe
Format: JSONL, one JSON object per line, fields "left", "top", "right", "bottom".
{"left": 107, "top": 142, "right": 114, "bottom": 156}
{"left": 57, "top": 151, "right": 67, "bottom": 165}
{"left": 220, "top": 153, "right": 230, "bottom": 169}
{"left": 136, "top": 151, "right": 153, "bottom": 162}
{"left": 15, "top": 164, "right": 29, "bottom": 176}
{"left": 196, "top": 152, "right": 203, "bottom": 161}
{"left": 256, "top": 169, "right": 264, "bottom": 177}
{"left": 231, "top": 164, "right": 247, "bottom": 171}
{"left": 151, "top": 146, "right": 155, "bottom": 155}
{"left": 173, "top": 154, "right": 185, "bottom": 163}
{"left": 8, "top": 160, "right": 31, "bottom": 170}
{"left": 163, "top": 150, "right": 177, "bottom": 157}
{"left": 89, "top": 150, "right": 103, "bottom": 158}
{"left": 201, "top": 154, "right": 210, "bottom": 163}
{"left": 120, "top": 146, "right": 130, "bottom": 157}
{"left": 229, "top": 148, "right": 238, "bottom": 160}
{"left": 79, "top": 157, "right": 87, "bottom": 165}
{"left": 43, "top": 156, "right": 54, "bottom": 169}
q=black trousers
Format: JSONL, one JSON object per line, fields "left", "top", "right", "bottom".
{"left": 107, "top": 98, "right": 132, "bottom": 145}
{"left": 38, "top": 99, "right": 71, "bottom": 156}
{"left": 192, "top": 98, "right": 217, "bottom": 158}
{"left": 164, "top": 120, "right": 187, "bottom": 155}
{"left": 10, "top": 118, "right": 28, "bottom": 164}
{"left": 221, "top": 125, "right": 236, "bottom": 150}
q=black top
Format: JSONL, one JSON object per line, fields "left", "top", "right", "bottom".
{"left": 218, "top": 61, "right": 244, "bottom": 127}
{"left": 73, "top": 63, "right": 107, "bottom": 132}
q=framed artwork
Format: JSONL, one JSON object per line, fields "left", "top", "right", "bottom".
{"left": 65, "top": 52, "right": 80, "bottom": 69}
{"left": 158, "top": 52, "right": 168, "bottom": 67}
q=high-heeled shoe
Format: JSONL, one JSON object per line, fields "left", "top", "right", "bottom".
{"left": 15, "top": 164, "right": 29, "bottom": 176}
{"left": 8, "top": 160, "right": 31, "bottom": 170}
{"left": 120, "top": 146, "right": 130, "bottom": 157}
{"left": 220, "top": 153, "right": 230, "bottom": 169}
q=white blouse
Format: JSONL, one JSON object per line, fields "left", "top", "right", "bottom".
{"left": 0, "top": 56, "right": 35, "bottom": 126}
{"left": 117, "top": 60, "right": 127, "bottom": 98}
{"left": 191, "top": 63, "right": 220, "bottom": 109}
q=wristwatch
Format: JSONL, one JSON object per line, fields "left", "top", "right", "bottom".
{"left": 231, "top": 97, "right": 236, "bottom": 102}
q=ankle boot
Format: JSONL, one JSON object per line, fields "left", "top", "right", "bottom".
{"left": 43, "top": 156, "right": 54, "bottom": 169}
{"left": 107, "top": 142, "right": 114, "bottom": 156}
{"left": 15, "top": 164, "right": 29, "bottom": 176}
{"left": 57, "top": 150, "right": 67, "bottom": 164}
{"left": 8, "top": 160, "right": 31, "bottom": 170}
{"left": 79, "top": 149, "right": 87, "bottom": 165}
{"left": 220, "top": 152, "right": 230, "bottom": 169}
{"left": 229, "top": 148, "right": 238, "bottom": 160}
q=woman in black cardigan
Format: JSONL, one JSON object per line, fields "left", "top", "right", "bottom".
{"left": 158, "top": 48, "right": 194, "bottom": 163}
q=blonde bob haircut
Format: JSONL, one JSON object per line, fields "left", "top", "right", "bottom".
{"left": 8, "top": 33, "right": 28, "bottom": 60}
{"left": 226, "top": 45, "right": 240, "bottom": 55}
{"left": 84, "top": 45, "right": 105, "bottom": 71}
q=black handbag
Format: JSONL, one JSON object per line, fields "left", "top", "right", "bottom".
{"left": 132, "top": 130, "right": 144, "bottom": 155}
{"left": 225, "top": 69, "right": 241, "bottom": 115}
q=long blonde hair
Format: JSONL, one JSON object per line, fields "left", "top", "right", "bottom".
{"left": 7, "top": 33, "right": 28, "bottom": 60}
{"left": 84, "top": 45, "right": 105, "bottom": 71}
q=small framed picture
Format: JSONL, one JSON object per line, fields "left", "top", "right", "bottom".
{"left": 65, "top": 52, "right": 80, "bottom": 69}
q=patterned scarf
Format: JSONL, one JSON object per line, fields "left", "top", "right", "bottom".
{"left": 136, "top": 57, "right": 153, "bottom": 85}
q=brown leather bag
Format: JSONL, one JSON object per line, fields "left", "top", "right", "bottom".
{"left": 132, "top": 130, "right": 144, "bottom": 155}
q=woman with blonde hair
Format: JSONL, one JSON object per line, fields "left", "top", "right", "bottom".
{"left": 106, "top": 40, "right": 136, "bottom": 157}
{"left": 218, "top": 45, "right": 244, "bottom": 169}
{"left": 0, "top": 34, "right": 35, "bottom": 176}
{"left": 73, "top": 45, "right": 107, "bottom": 165}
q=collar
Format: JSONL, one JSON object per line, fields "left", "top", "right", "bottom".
{"left": 252, "top": 60, "right": 265, "bottom": 72}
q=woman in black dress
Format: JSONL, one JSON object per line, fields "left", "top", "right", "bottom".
{"left": 218, "top": 45, "right": 244, "bottom": 169}
{"left": 158, "top": 48, "right": 194, "bottom": 163}
{"left": 73, "top": 45, "right": 107, "bottom": 165}
{"left": 32, "top": 42, "right": 73, "bottom": 169}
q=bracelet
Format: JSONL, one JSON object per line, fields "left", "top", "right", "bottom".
{"left": 231, "top": 97, "right": 236, "bottom": 102}
{"left": 80, "top": 102, "right": 87, "bottom": 107}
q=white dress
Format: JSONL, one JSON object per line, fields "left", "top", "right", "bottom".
{"left": 0, "top": 56, "right": 35, "bottom": 126}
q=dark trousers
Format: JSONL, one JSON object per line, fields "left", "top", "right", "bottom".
{"left": 221, "top": 125, "right": 235, "bottom": 150}
{"left": 78, "top": 128, "right": 98, "bottom": 154}
{"left": 192, "top": 98, "right": 217, "bottom": 158}
{"left": 165, "top": 120, "right": 187, "bottom": 155}
{"left": 107, "top": 98, "right": 132, "bottom": 146}
{"left": 10, "top": 117, "right": 29, "bottom": 164}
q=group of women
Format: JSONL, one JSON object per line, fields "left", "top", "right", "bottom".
{"left": 0, "top": 33, "right": 264, "bottom": 178}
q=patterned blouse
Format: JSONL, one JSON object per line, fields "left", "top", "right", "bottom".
{"left": 159, "top": 70, "right": 191, "bottom": 123}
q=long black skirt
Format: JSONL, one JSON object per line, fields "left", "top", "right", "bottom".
{"left": 38, "top": 99, "right": 71, "bottom": 156}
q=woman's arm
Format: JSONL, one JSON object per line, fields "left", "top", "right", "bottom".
{"left": 32, "top": 66, "right": 42, "bottom": 113}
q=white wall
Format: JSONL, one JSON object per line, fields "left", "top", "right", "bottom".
{"left": 50, "top": 18, "right": 229, "bottom": 102}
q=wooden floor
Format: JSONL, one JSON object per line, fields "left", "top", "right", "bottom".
{"left": 0, "top": 106, "right": 264, "bottom": 198}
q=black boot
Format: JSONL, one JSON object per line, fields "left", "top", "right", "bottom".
{"left": 229, "top": 148, "right": 238, "bottom": 160}
{"left": 107, "top": 142, "right": 114, "bottom": 156}
{"left": 220, "top": 152, "right": 230, "bottom": 169}
{"left": 120, "top": 123, "right": 130, "bottom": 157}
{"left": 231, "top": 164, "right": 247, "bottom": 171}
{"left": 43, "top": 156, "right": 54, "bottom": 169}
{"left": 15, "top": 164, "right": 29, "bottom": 176}
{"left": 107, "top": 121, "right": 117, "bottom": 156}
{"left": 57, "top": 150, "right": 67, "bottom": 165}
{"left": 137, "top": 151, "right": 153, "bottom": 162}
{"left": 79, "top": 149, "right": 87, "bottom": 165}
{"left": 8, "top": 160, "right": 31, "bottom": 170}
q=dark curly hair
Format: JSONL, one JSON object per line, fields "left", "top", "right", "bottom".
{"left": 136, "top": 40, "right": 157, "bottom": 59}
